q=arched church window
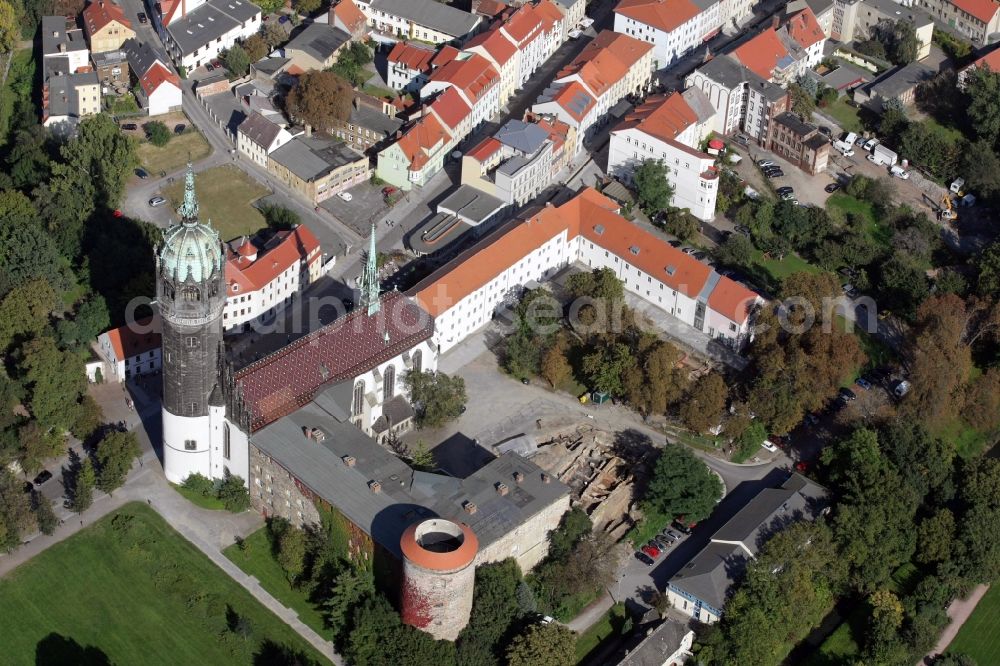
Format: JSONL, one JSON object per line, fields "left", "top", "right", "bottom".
{"left": 352, "top": 381, "right": 365, "bottom": 417}
{"left": 223, "top": 423, "right": 231, "bottom": 460}
{"left": 383, "top": 365, "right": 395, "bottom": 402}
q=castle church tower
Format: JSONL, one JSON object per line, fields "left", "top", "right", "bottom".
{"left": 157, "top": 166, "right": 226, "bottom": 484}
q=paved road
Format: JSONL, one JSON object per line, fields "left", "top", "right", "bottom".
{"left": 921, "top": 584, "right": 989, "bottom": 665}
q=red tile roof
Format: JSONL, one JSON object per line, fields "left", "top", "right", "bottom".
{"left": 614, "top": 0, "right": 702, "bottom": 34}
{"left": 102, "top": 316, "right": 161, "bottom": 361}
{"left": 387, "top": 42, "right": 436, "bottom": 73}
{"left": 549, "top": 80, "right": 596, "bottom": 122}
{"left": 139, "top": 61, "right": 180, "bottom": 96}
{"left": 501, "top": 3, "right": 545, "bottom": 45}
{"left": 83, "top": 0, "right": 132, "bottom": 36}
{"left": 466, "top": 136, "right": 503, "bottom": 161}
{"left": 428, "top": 86, "right": 471, "bottom": 132}
{"left": 235, "top": 290, "right": 434, "bottom": 431}
{"left": 331, "top": 0, "right": 367, "bottom": 32}
{"left": 952, "top": 0, "right": 1000, "bottom": 23}
{"left": 971, "top": 46, "right": 1000, "bottom": 72}
{"left": 409, "top": 188, "right": 759, "bottom": 324}
{"left": 431, "top": 45, "right": 461, "bottom": 68}
{"left": 396, "top": 113, "right": 452, "bottom": 171}
{"left": 428, "top": 53, "right": 500, "bottom": 104}
{"left": 787, "top": 7, "right": 824, "bottom": 50}
{"left": 475, "top": 0, "right": 507, "bottom": 17}
{"left": 534, "top": 0, "right": 565, "bottom": 27}
{"left": 464, "top": 27, "right": 518, "bottom": 67}
{"left": 732, "top": 28, "right": 788, "bottom": 80}
{"left": 225, "top": 225, "right": 321, "bottom": 293}
{"left": 615, "top": 92, "right": 697, "bottom": 142}
{"left": 558, "top": 30, "right": 652, "bottom": 98}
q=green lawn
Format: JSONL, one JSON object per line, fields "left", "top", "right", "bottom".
{"left": 574, "top": 602, "right": 627, "bottom": 663}
{"left": 361, "top": 83, "right": 395, "bottom": 99}
{"left": 171, "top": 482, "right": 227, "bottom": 510}
{"left": 224, "top": 526, "right": 332, "bottom": 640}
{"left": 138, "top": 129, "right": 212, "bottom": 174}
{"left": 827, "top": 193, "right": 892, "bottom": 249}
{"left": 922, "top": 116, "right": 965, "bottom": 145}
{"left": 949, "top": 584, "right": 1000, "bottom": 663}
{"left": 162, "top": 164, "right": 270, "bottom": 241}
{"left": 934, "top": 418, "right": 991, "bottom": 459}
{"left": 821, "top": 97, "right": 864, "bottom": 134}
{"left": 0, "top": 503, "right": 330, "bottom": 665}
{"left": 747, "top": 248, "right": 823, "bottom": 290}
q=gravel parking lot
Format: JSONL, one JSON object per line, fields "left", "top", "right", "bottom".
{"left": 728, "top": 143, "right": 837, "bottom": 208}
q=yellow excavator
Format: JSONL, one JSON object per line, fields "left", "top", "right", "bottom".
{"left": 940, "top": 194, "right": 958, "bottom": 222}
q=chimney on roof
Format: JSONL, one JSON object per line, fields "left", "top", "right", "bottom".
{"left": 463, "top": 500, "right": 478, "bottom": 514}
{"left": 342, "top": 454, "right": 356, "bottom": 467}
{"left": 513, "top": 471, "right": 524, "bottom": 484}
{"left": 772, "top": 14, "right": 780, "bottom": 29}
{"left": 495, "top": 482, "right": 509, "bottom": 496}
{"left": 59, "top": 43, "right": 66, "bottom": 52}
{"left": 304, "top": 123, "right": 312, "bottom": 137}
{"left": 304, "top": 427, "right": 325, "bottom": 442}
{"left": 368, "top": 480, "right": 382, "bottom": 493}
{"left": 395, "top": 129, "right": 402, "bottom": 139}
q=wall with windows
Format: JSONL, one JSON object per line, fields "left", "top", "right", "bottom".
{"left": 349, "top": 339, "right": 438, "bottom": 436}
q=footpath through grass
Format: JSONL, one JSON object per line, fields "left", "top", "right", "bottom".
{"left": 224, "top": 526, "right": 332, "bottom": 640}
{"left": 575, "top": 602, "right": 627, "bottom": 663}
{"left": 949, "top": 584, "right": 1000, "bottom": 663}
{"left": 0, "top": 503, "right": 330, "bottom": 665}
{"left": 162, "top": 164, "right": 270, "bottom": 241}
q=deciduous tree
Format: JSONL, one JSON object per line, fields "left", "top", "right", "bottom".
{"left": 277, "top": 525, "right": 307, "bottom": 582}
{"left": 218, "top": 474, "right": 250, "bottom": 512}
{"left": 286, "top": 70, "right": 352, "bottom": 131}
{"left": 679, "top": 372, "right": 727, "bottom": 434}
{"left": 144, "top": 120, "right": 171, "bottom": 146}
{"left": 72, "top": 457, "right": 95, "bottom": 513}
{"left": 642, "top": 443, "right": 723, "bottom": 523}
{"left": 506, "top": 623, "right": 576, "bottom": 666}
{"left": 404, "top": 370, "right": 467, "bottom": 428}
{"left": 242, "top": 33, "right": 269, "bottom": 62}
{"left": 95, "top": 430, "right": 140, "bottom": 494}
{"left": 0, "top": 468, "right": 33, "bottom": 551}
{"left": 632, "top": 159, "right": 674, "bottom": 214}
{"left": 223, "top": 43, "right": 251, "bottom": 77}
{"left": 540, "top": 345, "right": 571, "bottom": 388}
{"left": 19, "top": 335, "right": 86, "bottom": 430}
{"left": 33, "top": 492, "right": 57, "bottom": 535}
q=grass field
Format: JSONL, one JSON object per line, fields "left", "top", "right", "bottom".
{"left": 171, "top": 482, "right": 227, "bottom": 510}
{"left": 138, "top": 129, "right": 212, "bottom": 175}
{"left": 747, "top": 248, "right": 824, "bottom": 290}
{"left": 821, "top": 97, "right": 864, "bottom": 134}
{"left": 224, "top": 527, "right": 331, "bottom": 640}
{"left": 575, "top": 603, "right": 626, "bottom": 663}
{"left": 162, "top": 165, "right": 270, "bottom": 241}
{"left": 949, "top": 584, "right": 1000, "bottom": 663}
{"left": 0, "top": 503, "right": 330, "bottom": 665}
{"left": 934, "top": 418, "right": 991, "bottom": 459}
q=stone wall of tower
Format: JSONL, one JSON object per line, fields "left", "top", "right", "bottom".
{"left": 401, "top": 558, "right": 475, "bottom": 641}
{"left": 158, "top": 269, "right": 226, "bottom": 418}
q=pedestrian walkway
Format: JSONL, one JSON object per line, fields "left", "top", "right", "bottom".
{"left": 922, "top": 584, "right": 989, "bottom": 665}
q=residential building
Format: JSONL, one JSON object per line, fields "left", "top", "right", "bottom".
{"left": 359, "top": 0, "right": 482, "bottom": 44}
{"left": 285, "top": 22, "right": 351, "bottom": 71}
{"left": 616, "top": 621, "right": 695, "bottom": 666}
{"left": 329, "top": 0, "right": 370, "bottom": 40}
{"left": 91, "top": 49, "right": 129, "bottom": 87}
{"left": 792, "top": 0, "right": 836, "bottom": 36}
{"left": 268, "top": 135, "right": 370, "bottom": 204}
{"left": 408, "top": 187, "right": 761, "bottom": 354}
{"left": 958, "top": 44, "right": 1000, "bottom": 85}
{"left": 684, "top": 54, "right": 789, "bottom": 144}
{"left": 852, "top": 60, "right": 935, "bottom": 111}
{"left": 137, "top": 61, "right": 183, "bottom": 115}
{"left": 913, "top": 0, "right": 1000, "bottom": 45}
{"left": 532, "top": 30, "right": 654, "bottom": 151}
{"left": 386, "top": 42, "right": 439, "bottom": 91}
{"left": 237, "top": 111, "right": 293, "bottom": 167}
{"left": 831, "top": 0, "right": 933, "bottom": 60}
{"left": 151, "top": 0, "right": 261, "bottom": 71}
{"left": 83, "top": 0, "right": 135, "bottom": 53}
{"left": 222, "top": 225, "right": 324, "bottom": 332}
{"left": 331, "top": 92, "right": 405, "bottom": 153}
{"left": 667, "top": 474, "right": 828, "bottom": 623}
{"left": 376, "top": 112, "right": 454, "bottom": 189}
{"left": 42, "top": 70, "right": 101, "bottom": 129}
{"left": 42, "top": 16, "right": 90, "bottom": 72}
{"left": 730, "top": 12, "right": 826, "bottom": 85}
{"left": 768, "top": 111, "right": 830, "bottom": 174}
{"left": 608, "top": 90, "right": 720, "bottom": 221}
{"left": 552, "top": 0, "right": 587, "bottom": 37}
{"left": 96, "top": 317, "right": 162, "bottom": 382}
{"left": 463, "top": 25, "right": 521, "bottom": 103}
{"left": 462, "top": 118, "right": 556, "bottom": 205}
{"left": 420, "top": 52, "right": 501, "bottom": 132}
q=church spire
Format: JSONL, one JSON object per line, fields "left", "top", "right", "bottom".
{"left": 177, "top": 163, "right": 200, "bottom": 224}
{"left": 359, "top": 223, "right": 380, "bottom": 316}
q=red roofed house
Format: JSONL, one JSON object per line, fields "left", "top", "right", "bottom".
{"left": 408, "top": 187, "right": 762, "bottom": 353}
{"left": 97, "top": 316, "right": 162, "bottom": 382}
{"left": 731, "top": 27, "right": 792, "bottom": 80}
{"left": 959, "top": 44, "right": 1000, "bottom": 86}
{"left": 82, "top": 0, "right": 135, "bottom": 53}
{"left": 376, "top": 112, "right": 454, "bottom": 189}
{"left": 784, "top": 7, "right": 826, "bottom": 70}
{"left": 222, "top": 225, "right": 324, "bottom": 333}
{"left": 137, "top": 60, "right": 182, "bottom": 115}
{"left": 386, "top": 42, "right": 438, "bottom": 92}
{"left": 532, "top": 30, "right": 653, "bottom": 151}
{"left": 614, "top": 0, "right": 754, "bottom": 70}
{"left": 420, "top": 52, "right": 502, "bottom": 131}
{"left": 329, "top": 0, "right": 369, "bottom": 40}
{"left": 608, "top": 89, "right": 720, "bottom": 220}
{"left": 916, "top": 0, "right": 1000, "bottom": 45}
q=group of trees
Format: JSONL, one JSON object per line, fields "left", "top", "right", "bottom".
{"left": 403, "top": 369, "right": 467, "bottom": 429}
{"left": 857, "top": 19, "right": 919, "bottom": 65}
{"left": 638, "top": 444, "right": 723, "bottom": 528}
{"left": 181, "top": 472, "right": 252, "bottom": 512}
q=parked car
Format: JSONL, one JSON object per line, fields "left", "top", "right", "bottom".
{"left": 893, "top": 380, "right": 911, "bottom": 398}
{"left": 23, "top": 481, "right": 33, "bottom": 493}
{"left": 839, "top": 387, "right": 857, "bottom": 402}
{"left": 681, "top": 247, "right": 697, "bottom": 255}
{"left": 855, "top": 377, "right": 873, "bottom": 390}
{"left": 758, "top": 159, "right": 776, "bottom": 168}
{"left": 635, "top": 551, "right": 655, "bottom": 566}
{"left": 337, "top": 191, "right": 353, "bottom": 201}
{"left": 761, "top": 440, "right": 778, "bottom": 452}
{"left": 205, "top": 62, "right": 215, "bottom": 72}
{"left": 663, "top": 529, "right": 681, "bottom": 542}
{"left": 668, "top": 239, "right": 682, "bottom": 247}
{"left": 174, "top": 123, "right": 186, "bottom": 134}
{"left": 825, "top": 183, "right": 840, "bottom": 193}
{"left": 693, "top": 250, "right": 707, "bottom": 261}
{"left": 779, "top": 191, "right": 795, "bottom": 201}
{"left": 121, "top": 123, "right": 137, "bottom": 131}
{"left": 866, "top": 154, "right": 879, "bottom": 164}
{"left": 148, "top": 196, "right": 166, "bottom": 207}
{"left": 855, "top": 136, "right": 867, "bottom": 147}
{"left": 137, "top": 11, "right": 147, "bottom": 23}
{"left": 33, "top": 470, "right": 53, "bottom": 486}
{"left": 652, "top": 537, "right": 670, "bottom": 550}
{"left": 863, "top": 138, "right": 880, "bottom": 151}
{"left": 672, "top": 518, "right": 696, "bottom": 534}
{"left": 135, "top": 168, "right": 149, "bottom": 179}
{"left": 764, "top": 170, "right": 784, "bottom": 179}
{"left": 734, "top": 225, "right": 751, "bottom": 236}
{"left": 776, "top": 186, "right": 793, "bottom": 194}
{"left": 641, "top": 543, "right": 661, "bottom": 558}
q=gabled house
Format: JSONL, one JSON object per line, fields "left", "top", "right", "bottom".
{"left": 386, "top": 41, "right": 439, "bottom": 91}
{"left": 420, "top": 52, "right": 501, "bottom": 132}
{"left": 359, "top": 0, "right": 482, "bottom": 44}
{"left": 285, "top": 22, "right": 352, "bottom": 71}
{"left": 42, "top": 16, "right": 90, "bottom": 73}
{"left": 376, "top": 112, "right": 453, "bottom": 189}
{"left": 329, "top": 0, "right": 369, "bottom": 40}
{"left": 152, "top": 0, "right": 261, "bottom": 71}
{"left": 82, "top": 0, "right": 135, "bottom": 53}
{"left": 237, "top": 111, "right": 293, "bottom": 167}
{"left": 137, "top": 61, "right": 182, "bottom": 115}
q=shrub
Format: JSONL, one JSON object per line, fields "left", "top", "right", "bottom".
{"left": 145, "top": 121, "right": 171, "bottom": 146}
{"left": 182, "top": 472, "right": 216, "bottom": 497}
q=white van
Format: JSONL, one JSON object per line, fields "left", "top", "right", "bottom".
{"left": 863, "top": 138, "right": 880, "bottom": 151}
{"left": 890, "top": 165, "right": 909, "bottom": 179}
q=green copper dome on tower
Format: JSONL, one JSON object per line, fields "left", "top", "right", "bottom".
{"left": 158, "top": 165, "right": 223, "bottom": 283}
